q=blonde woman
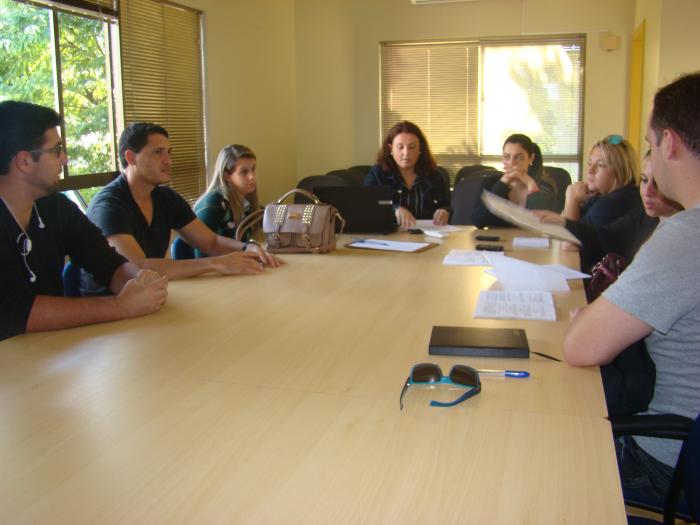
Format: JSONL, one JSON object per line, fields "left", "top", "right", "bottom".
{"left": 563, "top": 135, "right": 641, "bottom": 226}
{"left": 194, "top": 144, "right": 266, "bottom": 259}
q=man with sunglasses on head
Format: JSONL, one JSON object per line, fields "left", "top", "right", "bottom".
{"left": 0, "top": 101, "right": 168, "bottom": 341}
{"left": 564, "top": 72, "right": 700, "bottom": 510}
{"left": 83, "top": 122, "right": 280, "bottom": 288}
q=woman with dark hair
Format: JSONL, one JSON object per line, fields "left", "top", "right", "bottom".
{"left": 472, "top": 133, "right": 559, "bottom": 228}
{"left": 363, "top": 120, "right": 449, "bottom": 228}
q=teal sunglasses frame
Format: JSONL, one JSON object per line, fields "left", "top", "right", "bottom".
{"left": 399, "top": 363, "right": 481, "bottom": 410}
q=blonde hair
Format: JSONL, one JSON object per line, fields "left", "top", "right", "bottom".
{"left": 590, "top": 136, "right": 639, "bottom": 187}
{"left": 197, "top": 144, "right": 262, "bottom": 240}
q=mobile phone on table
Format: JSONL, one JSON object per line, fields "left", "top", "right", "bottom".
{"left": 407, "top": 228, "right": 424, "bottom": 234}
{"left": 475, "top": 234, "right": 500, "bottom": 242}
{"left": 475, "top": 244, "right": 504, "bottom": 252}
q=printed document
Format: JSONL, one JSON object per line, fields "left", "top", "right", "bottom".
{"left": 474, "top": 291, "right": 556, "bottom": 321}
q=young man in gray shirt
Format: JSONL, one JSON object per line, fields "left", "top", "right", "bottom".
{"left": 564, "top": 72, "right": 700, "bottom": 506}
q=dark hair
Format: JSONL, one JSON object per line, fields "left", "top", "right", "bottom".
{"left": 503, "top": 133, "right": 543, "bottom": 176}
{"left": 376, "top": 120, "right": 436, "bottom": 175}
{"left": 118, "top": 122, "right": 169, "bottom": 169}
{"left": 0, "top": 101, "right": 62, "bottom": 175}
{"left": 650, "top": 72, "right": 700, "bottom": 159}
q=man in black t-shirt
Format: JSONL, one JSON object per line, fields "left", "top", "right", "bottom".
{"left": 0, "top": 101, "right": 168, "bottom": 341}
{"left": 87, "top": 123, "right": 281, "bottom": 280}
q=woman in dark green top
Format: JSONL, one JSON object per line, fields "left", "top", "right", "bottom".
{"left": 194, "top": 144, "right": 262, "bottom": 258}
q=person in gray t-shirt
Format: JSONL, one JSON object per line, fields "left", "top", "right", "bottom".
{"left": 564, "top": 72, "right": 700, "bottom": 506}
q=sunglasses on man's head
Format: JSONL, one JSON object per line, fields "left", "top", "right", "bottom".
{"left": 399, "top": 363, "right": 481, "bottom": 410}
{"left": 605, "top": 134, "right": 624, "bottom": 145}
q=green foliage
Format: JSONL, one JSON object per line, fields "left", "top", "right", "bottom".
{"left": 0, "top": 0, "right": 115, "bottom": 179}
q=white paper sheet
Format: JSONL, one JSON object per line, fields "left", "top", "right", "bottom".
{"left": 485, "top": 254, "right": 569, "bottom": 292}
{"left": 542, "top": 264, "right": 591, "bottom": 280}
{"left": 513, "top": 237, "right": 550, "bottom": 249}
{"left": 347, "top": 239, "right": 432, "bottom": 252}
{"left": 481, "top": 191, "right": 581, "bottom": 245}
{"left": 443, "top": 249, "right": 504, "bottom": 266}
{"left": 414, "top": 220, "right": 462, "bottom": 233}
{"left": 474, "top": 290, "right": 557, "bottom": 321}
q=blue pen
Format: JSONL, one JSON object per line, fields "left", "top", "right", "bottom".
{"left": 477, "top": 369, "right": 530, "bottom": 378}
{"left": 355, "top": 239, "right": 390, "bottom": 246}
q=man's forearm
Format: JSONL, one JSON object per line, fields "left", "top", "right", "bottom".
{"left": 26, "top": 295, "right": 123, "bottom": 333}
{"left": 139, "top": 257, "right": 215, "bottom": 280}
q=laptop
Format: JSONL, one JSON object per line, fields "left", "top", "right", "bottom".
{"left": 313, "top": 186, "right": 397, "bottom": 234}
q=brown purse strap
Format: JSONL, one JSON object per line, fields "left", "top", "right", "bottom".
{"left": 276, "top": 188, "right": 320, "bottom": 205}
{"left": 235, "top": 208, "right": 265, "bottom": 242}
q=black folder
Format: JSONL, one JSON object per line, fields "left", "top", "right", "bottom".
{"left": 428, "top": 326, "right": 530, "bottom": 358}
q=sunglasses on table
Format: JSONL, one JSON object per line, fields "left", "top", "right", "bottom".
{"left": 399, "top": 363, "right": 481, "bottom": 410}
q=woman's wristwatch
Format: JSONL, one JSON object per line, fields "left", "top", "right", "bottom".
{"left": 244, "top": 239, "right": 260, "bottom": 251}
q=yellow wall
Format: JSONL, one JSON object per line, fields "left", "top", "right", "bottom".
{"left": 179, "top": 0, "right": 700, "bottom": 199}
{"left": 176, "top": 0, "right": 298, "bottom": 203}
{"left": 634, "top": 0, "right": 700, "bottom": 152}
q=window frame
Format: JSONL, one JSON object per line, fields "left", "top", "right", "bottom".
{"left": 380, "top": 34, "right": 586, "bottom": 182}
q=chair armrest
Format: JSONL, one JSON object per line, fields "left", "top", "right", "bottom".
{"left": 610, "top": 414, "right": 694, "bottom": 440}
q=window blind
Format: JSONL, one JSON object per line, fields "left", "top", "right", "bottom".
{"left": 119, "top": 0, "right": 205, "bottom": 204}
{"left": 381, "top": 36, "right": 585, "bottom": 182}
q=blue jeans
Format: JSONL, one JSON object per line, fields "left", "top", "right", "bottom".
{"left": 615, "top": 435, "right": 688, "bottom": 515}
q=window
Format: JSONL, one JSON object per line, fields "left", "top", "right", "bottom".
{"left": 0, "top": 0, "right": 119, "bottom": 202}
{"left": 0, "top": 0, "right": 206, "bottom": 204}
{"left": 380, "top": 36, "right": 585, "bottom": 182}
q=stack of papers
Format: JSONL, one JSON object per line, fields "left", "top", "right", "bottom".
{"left": 513, "top": 237, "right": 550, "bottom": 249}
{"left": 443, "top": 249, "right": 504, "bottom": 266}
{"left": 474, "top": 291, "right": 556, "bottom": 321}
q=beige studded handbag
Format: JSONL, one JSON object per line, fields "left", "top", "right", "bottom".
{"left": 236, "top": 188, "right": 345, "bottom": 253}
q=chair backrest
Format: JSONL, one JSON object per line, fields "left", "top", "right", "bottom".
{"left": 449, "top": 176, "right": 484, "bottom": 225}
{"left": 326, "top": 169, "right": 366, "bottom": 187}
{"left": 62, "top": 260, "right": 82, "bottom": 297}
{"left": 348, "top": 165, "right": 372, "bottom": 177}
{"left": 171, "top": 236, "right": 195, "bottom": 260}
{"left": 295, "top": 175, "right": 349, "bottom": 203}
{"left": 455, "top": 165, "right": 501, "bottom": 187}
{"left": 540, "top": 166, "right": 572, "bottom": 213}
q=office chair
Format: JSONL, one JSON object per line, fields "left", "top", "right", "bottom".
{"left": 454, "top": 165, "right": 501, "bottom": 187}
{"left": 449, "top": 176, "right": 484, "bottom": 225}
{"left": 541, "top": 166, "right": 572, "bottom": 213}
{"left": 171, "top": 236, "right": 195, "bottom": 260}
{"left": 295, "top": 175, "right": 348, "bottom": 202}
{"left": 348, "top": 164, "right": 372, "bottom": 177}
{"left": 611, "top": 412, "right": 700, "bottom": 524}
{"left": 326, "top": 169, "right": 366, "bottom": 187}
{"left": 62, "top": 260, "right": 82, "bottom": 297}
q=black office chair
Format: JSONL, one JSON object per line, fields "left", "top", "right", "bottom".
{"left": 348, "top": 165, "right": 372, "bottom": 177}
{"left": 540, "top": 166, "right": 572, "bottom": 213}
{"left": 449, "top": 176, "right": 484, "bottom": 225}
{"left": 295, "top": 175, "right": 348, "bottom": 203}
{"left": 454, "top": 164, "right": 501, "bottom": 187}
{"left": 611, "top": 412, "right": 700, "bottom": 524}
{"left": 171, "top": 236, "right": 195, "bottom": 260}
{"left": 326, "top": 169, "right": 366, "bottom": 187}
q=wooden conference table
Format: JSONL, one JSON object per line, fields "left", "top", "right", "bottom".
{"left": 0, "top": 228, "right": 626, "bottom": 524}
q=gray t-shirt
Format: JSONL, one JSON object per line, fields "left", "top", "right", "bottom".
{"left": 603, "top": 207, "right": 700, "bottom": 467}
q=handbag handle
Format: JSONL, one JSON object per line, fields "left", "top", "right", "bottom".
{"left": 276, "top": 188, "right": 320, "bottom": 205}
{"left": 235, "top": 208, "right": 264, "bottom": 242}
